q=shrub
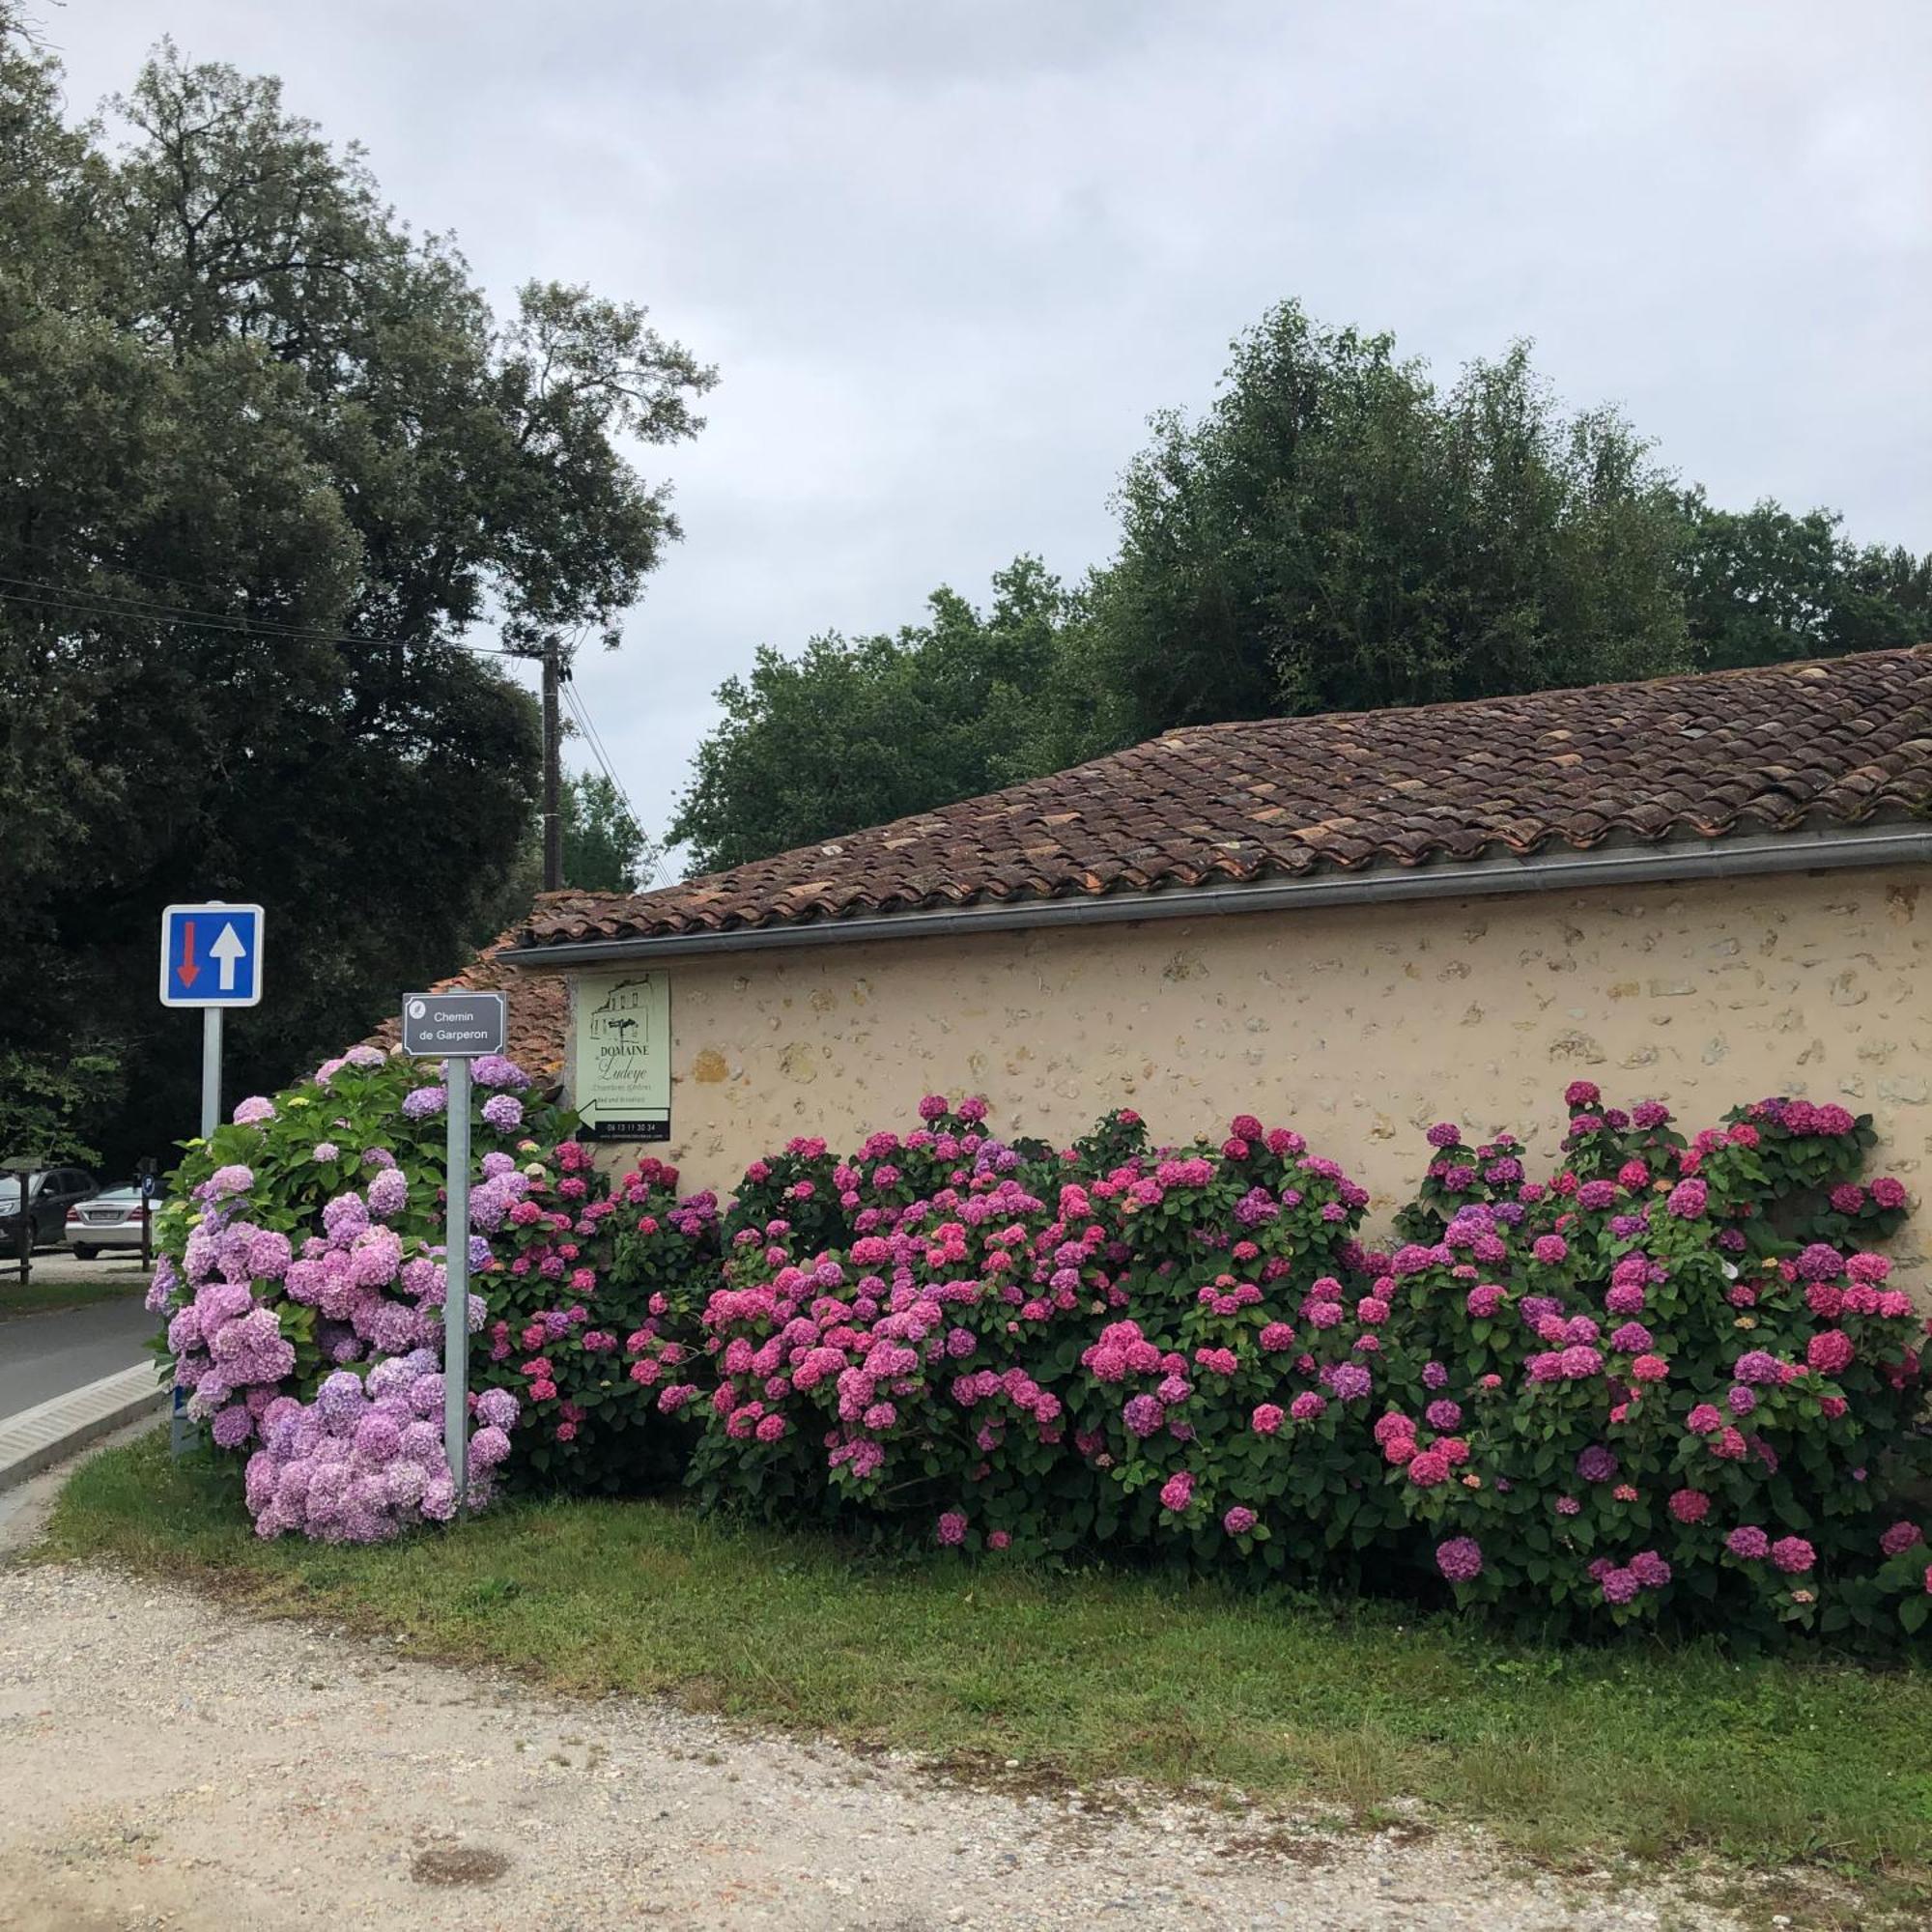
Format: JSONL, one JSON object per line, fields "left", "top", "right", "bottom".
{"left": 151, "top": 1046, "right": 564, "bottom": 1538}
{"left": 156, "top": 1056, "right": 1932, "bottom": 1642}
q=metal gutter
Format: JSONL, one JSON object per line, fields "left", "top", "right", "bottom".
{"left": 498, "top": 823, "right": 1932, "bottom": 969}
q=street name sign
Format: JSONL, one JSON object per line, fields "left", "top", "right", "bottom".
{"left": 398, "top": 986, "right": 509, "bottom": 1508}
{"left": 400, "top": 991, "right": 506, "bottom": 1058}
{"left": 159, "top": 903, "right": 265, "bottom": 1007}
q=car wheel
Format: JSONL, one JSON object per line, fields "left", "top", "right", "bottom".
{"left": 72, "top": 1244, "right": 99, "bottom": 1262}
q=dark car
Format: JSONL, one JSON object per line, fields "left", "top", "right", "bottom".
{"left": 0, "top": 1166, "right": 99, "bottom": 1250}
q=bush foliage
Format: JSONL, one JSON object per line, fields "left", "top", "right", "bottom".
{"left": 153, "top": 1063, "right": 1932, "bottom": 1643}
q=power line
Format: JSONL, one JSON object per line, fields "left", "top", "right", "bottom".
{"left": 0, "top": 574, "right": 521, "bottom": 659}
{"left": 560, "top": 675, "right": 670, "bottom": 891}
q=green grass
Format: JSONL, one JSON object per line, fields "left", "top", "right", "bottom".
{"left": 0, "top": 1273, "right": 150, "bottom": 1319}
{"left": 41, "top": 1438, "right": 1932, "bottom": 1921}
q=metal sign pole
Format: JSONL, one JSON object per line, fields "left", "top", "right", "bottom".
{"left": 443, "top": 1057, "right": 471, "bottom": 1507}
{"left": 200, "top": 1008, "right": 222, "bottom": 1141}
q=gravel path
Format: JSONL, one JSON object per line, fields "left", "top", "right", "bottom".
{"left": 0, "top": 1562, "right": 1747, "bottom": 1932}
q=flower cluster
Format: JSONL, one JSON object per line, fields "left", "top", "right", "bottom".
{"left": 242, "top": 1352, "right": 519, "bottom": 1542}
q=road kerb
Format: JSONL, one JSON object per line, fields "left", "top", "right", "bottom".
{"left": 0, "top": 1366, "right": 167, "bottom": 1493}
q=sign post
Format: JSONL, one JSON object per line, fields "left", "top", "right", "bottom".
{"left": 160, "top": 902, "right": 265, "bottom": 1457}
{"left": 160, "top": 902, "right": 266, "bottom": 1138}
{"left": 400, "top": 991, "right": 506, "bottom": 1509}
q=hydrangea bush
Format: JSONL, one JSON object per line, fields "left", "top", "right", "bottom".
{"left": 156, "top": 1055, "right": 1932, "bottom": 1642}
{"left": 151, "top": 1047, "right": 558, "bottom": 1540}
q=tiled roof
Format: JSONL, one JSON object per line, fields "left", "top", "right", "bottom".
{"left": 366, "top": 923, "right": 569, "bottom": 1083}
{"left": 523, "top": 647, "right": 1932, "bottom": 950}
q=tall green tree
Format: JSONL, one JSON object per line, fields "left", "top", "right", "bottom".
{"left": 669, "top": 558, "right": 1075, "bottom": 873}
{"left": 0, "top": 19, "right": 713, "bottom": 1165}
{"left": 1091, "top": 303, "right": 1690, "bottom": 741}
{"left": 1678, "top": 494, "right": 1932, "bottom": 670}
{"left": 563, "top": 773, "right": 651, "bottom": 894}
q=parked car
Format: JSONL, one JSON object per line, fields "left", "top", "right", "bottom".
{"left": 65, "top": 1184, "right": 154, "bottom": 1260}
{"left": 0, "top": 1166, "right": 99, "bottom": 1250}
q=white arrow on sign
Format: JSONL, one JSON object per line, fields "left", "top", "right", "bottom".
{"left": 210, "top": 923, "right": 247, "bottom": 991}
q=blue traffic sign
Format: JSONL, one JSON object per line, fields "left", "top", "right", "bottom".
{"left": 159, "top": 902, "right": 265, "bottom": 1008}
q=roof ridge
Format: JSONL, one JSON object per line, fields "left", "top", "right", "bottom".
{"left": 1157, "top": 642, "right": 1932, "bottom": 740}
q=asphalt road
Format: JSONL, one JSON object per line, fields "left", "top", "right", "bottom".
{"left": 0, "top": 1296, "right": 158, "bottom": 1420}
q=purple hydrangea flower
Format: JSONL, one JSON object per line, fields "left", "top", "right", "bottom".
{"left": 471, "top": 1054, "right": 531, "bottom": 1092}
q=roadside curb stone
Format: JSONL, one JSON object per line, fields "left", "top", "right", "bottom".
{"left": 0, "top": 1365, "right": 165, "bottom": 1493}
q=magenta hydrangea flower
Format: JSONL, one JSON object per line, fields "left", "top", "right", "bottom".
{"left": 481, "top": 1093, "right": 524, "bottom": 1132}
{"left": 1600, "top": 1567, "right": 1640, "bottom": 1605}
{"left": 1726, "top": 1525, "right": 1771, "bottom": 1561}
{"left": 1664, "top": 1179, "right": 1708, "bottom": 1218}
{"left": 1327, "top": 1362, "right": 1372, "bottom": 1402}
{"left": 1425, "top": 1122, "right": 1462, "bottom": 1149}
{"left": 1435, "top": 1537, "right": 1483, "bottom": 1582}
{"left": 1158, "top": 1470, "right": 1195, "bottom": 1513}
{"left": 401, "top": 1085, "right": 446, "bottom": 1121}
{"left": 1770, "top": 1536, "right": 1815, "bottom": 1575}
{"left": 1222, "top": 1505, "right": 1258, "bottom": 1536}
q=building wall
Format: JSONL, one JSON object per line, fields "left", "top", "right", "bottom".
{"left": 566, "top": 866, "right": 1930, "bottom": 1252}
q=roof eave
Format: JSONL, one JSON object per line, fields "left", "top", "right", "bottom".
{"left": 498, "top": 821, "right": 1932, "bottom": 970}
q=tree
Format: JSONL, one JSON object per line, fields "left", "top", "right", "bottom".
{"left": 1091, "top": 304, "right": 1690, "bottom": 741}
{"left": 0, "top": 21, "right": 713, "bottom": 1167}
{"left": 563, "top": 773, "right": 651, "bottom": 894}
{"left": 1678, "top": 495, "right": 1932, "bottom": 671}
{"left": 669, "top": 558, "right": 1076, "bottom": 873}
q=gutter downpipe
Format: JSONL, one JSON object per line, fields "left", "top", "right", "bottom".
{"left": 498, "top": 824, "right": 1932, "bottom": 970}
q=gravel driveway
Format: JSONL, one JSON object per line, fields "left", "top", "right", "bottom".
{"left": 0, "top": 1562, "right": 1758, "bottom": 1932}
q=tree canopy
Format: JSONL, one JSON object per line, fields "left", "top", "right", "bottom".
{"left": 0, "top": 16, "right": 713, "bottom": 1168}
{"left": 669, "top": 558, "right": 1077, "bottom": 874}
{"left": 675, "top": 299, "right": 1929, "bottom": 873}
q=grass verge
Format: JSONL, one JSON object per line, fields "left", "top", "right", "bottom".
{"left": 41, "top": 1436, "right": 1932, "bottom": 1920}
{"left": 0, "top": 1274, "right": 150, "bottom": 1319}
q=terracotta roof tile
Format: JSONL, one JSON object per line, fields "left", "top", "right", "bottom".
{"left": 522, "top": 647, "right": 1932, "bottom": 951}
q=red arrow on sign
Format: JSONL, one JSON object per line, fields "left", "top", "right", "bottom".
{"left": 177, "top": 919, "right": 200, "bottom": 989}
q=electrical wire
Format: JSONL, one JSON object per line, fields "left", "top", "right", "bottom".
{"left": 559, "top": 674, "right": 671, "bottom": 890}
{"left": 0, "top": 573, "right": 521, "bottom": 658}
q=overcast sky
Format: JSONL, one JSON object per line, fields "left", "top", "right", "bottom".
{"left": 45, "top": 1, "right": 1932, "bottom": 862}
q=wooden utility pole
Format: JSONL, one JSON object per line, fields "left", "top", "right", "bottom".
{"left": 541, "top": 636, "right": 563, "bottom": 892}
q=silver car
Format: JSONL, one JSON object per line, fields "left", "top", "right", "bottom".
{"left": 65, "top": 1185, "right": 152, "bottom": 1260}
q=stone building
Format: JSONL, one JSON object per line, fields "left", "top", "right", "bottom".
{"left": 494, "top": 647, "right": 1932, "bottom": 1228}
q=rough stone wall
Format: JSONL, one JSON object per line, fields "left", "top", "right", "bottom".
{"left": 571, "top": 867, "right": 1930, "bottom": 1256}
